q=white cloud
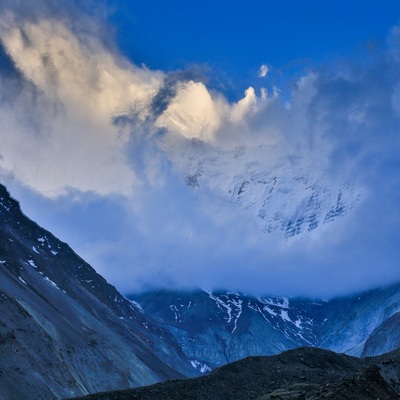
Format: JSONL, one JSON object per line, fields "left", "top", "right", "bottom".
{"left": 230, "top": 86, "right": 258, "bottom": 123}
{"left": 0, "top": 14, "right": 269, "bottom": 198}
{"left": 155, "top": 80, "right": 226, "bottom": 142}
{"left": 0, "top": 16, "right": 164, "bottom": 197}
{"left": 155, "top": 82, "right": 268, "bottom": 142}
{"left": 258, "top": 64, "right": 269, "bottom": 78}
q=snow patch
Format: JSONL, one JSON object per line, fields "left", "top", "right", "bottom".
{"left": 190, "top": 360, "right": 212, "bottom": 374}
{"left": 43, "top": 276, "right": 60, "bottom": 290}
{"left": 0, "top": 202, "right": 10, "bottom": 212}
{"left": 170, "top": 304, "right": 181, "bottom": 322}
{"left": 127, "top": 298, "right": 143, "bottom": 312}
{"left": 230, "top": 298, "right": 243, "bottom": 333}
{"left": 18, "top": 276, "right": 27, "bottom": 285}
{"left": 280, "top": 310, "right": 292, "bottom": 322}
{"left": 37, "top": 236, "right": 53, "bottom": 249}
{"left": 27, "top": 259, "right": 38, "bottom": 269}
{"left": 206, "top": 292, "right": 245, "bottom": 333}
{"left": 259, "top": 297, "right": 289, "bottom": 309}
{"left": 206, "top": 291, "right": 233, "bottom": 323}
{"left": 294, "top": 319, "right": 302, "bottom": 329}
{"left": 263, "top": 306, "right": 277, "bottom": 316}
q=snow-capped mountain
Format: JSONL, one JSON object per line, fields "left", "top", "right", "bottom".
{"left": 165, "top": 137, "right": 361, "bottom": 238}
{"left": 129, "top": 290, "right": 318, "bottom": 373}
{"left": 0, "top": 184, "right": 195, "bottom": 399}
{"left": 130, "top": 286, "right": 400, "bottom": 374}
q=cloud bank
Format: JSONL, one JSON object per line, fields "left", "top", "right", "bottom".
{"left": 1, "top": 1, "right": 400, "bottom": 297}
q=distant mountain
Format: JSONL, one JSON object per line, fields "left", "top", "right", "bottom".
{"left": 71, "top": 347, "right": 400, "bottom": 400}
{"left": 167, "top": 138, "right": 360, "bottom": 238}
{"left": 129, "top": 286, "right": 400, "bottom": 374}
{"left": 0, "top": 184, "right": 195, "bottom": 400}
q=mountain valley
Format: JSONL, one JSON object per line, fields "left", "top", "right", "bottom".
{"left": 1, "top": 182, "right": 400, "bottom": 399}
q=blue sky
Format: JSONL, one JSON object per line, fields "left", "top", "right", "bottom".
{"left": 1, "top": 0, "right": 400, "bottom": 298}
{"left": 113, "top": 1, "right": 399, "bottom": 67}
{"left": 111, "top": 1, "right": 400, "bottom": 94}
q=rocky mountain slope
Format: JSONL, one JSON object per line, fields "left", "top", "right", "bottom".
{"left": 1, "top": 180, "right": 400, "bottom": 399}
{"left": 0, "top": 184, "right": 196, "bottom": 400}
{"left": 130, "top": 286, "right": 400, "bottom": 373}
{"left": 362, "top": 311, "right": 400, "bottom": 357}
{"left": 71, "top": 347, "right": 400, "bottom": 400}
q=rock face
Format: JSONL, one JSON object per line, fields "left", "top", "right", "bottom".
{"left": 362, "top": 311, "right": 400, "bottom": 356}
{"left": 70, "top": 347, "right": 400, "bottom": 400}
{"left": 130, "top": 286, "right": 400, "bottom": 373}
{"left": 0, "top": 184, "right": 195, "bottom": 400}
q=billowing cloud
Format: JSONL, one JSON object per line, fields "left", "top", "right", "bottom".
{"left": 155, "top": 80, "right": 226, "bottom": 141}
{"left": 0, "top": 7, "right": 266, "bottom": 196}
{"left": 1, "top": 1, "right": 400, "bottom": 298}
{"left": 0, "top": 12, "right": 166, "bottom": 197}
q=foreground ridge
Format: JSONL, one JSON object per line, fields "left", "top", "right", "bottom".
{"left": 70, "top": 347, "right": 400, "bottom": 400}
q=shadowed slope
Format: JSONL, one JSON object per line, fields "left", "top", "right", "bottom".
{"left": 0, "top": 184, "right": 195, "bottom": 400}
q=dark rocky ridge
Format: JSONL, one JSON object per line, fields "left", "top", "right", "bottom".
{"left": 70, "top": 347, "right": 400, "bottom": 400}
{"left": 0, "top": 184, "right": 195, "bottom": 399}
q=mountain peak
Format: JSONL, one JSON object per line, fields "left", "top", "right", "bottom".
{"left": 165, "top": 139, "right": 361, "bottom": 239}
